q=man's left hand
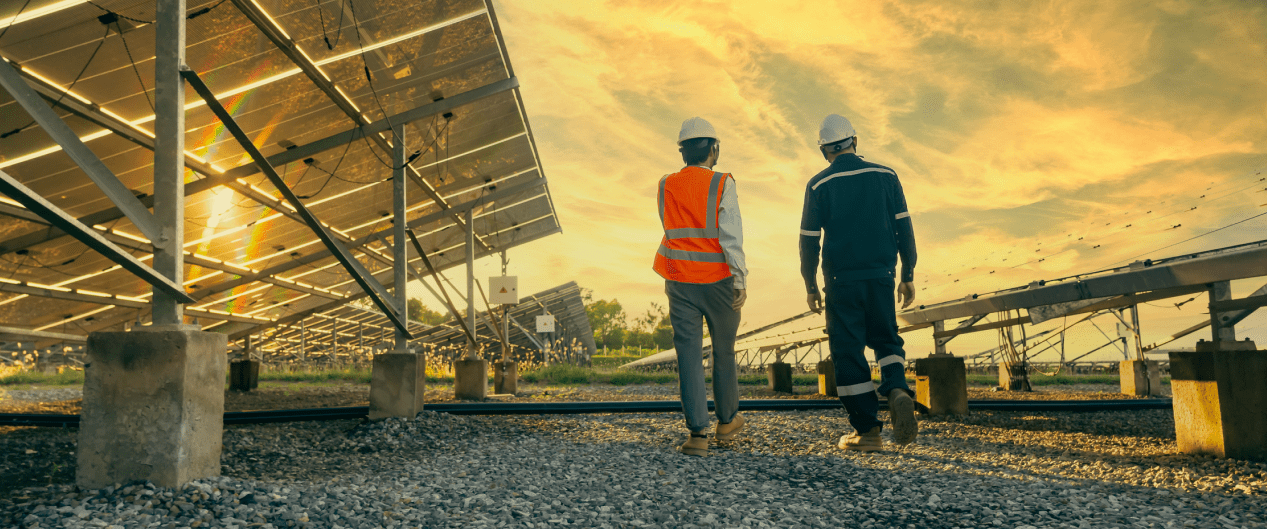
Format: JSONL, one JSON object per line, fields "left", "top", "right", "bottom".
{"left": 897, "top": 281, "right": 916, "bottom": 309}
{"left": 733, "top": 289, "right": 747, "bottom": 311}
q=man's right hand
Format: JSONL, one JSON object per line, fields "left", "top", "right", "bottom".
{"left": 807, "top": 291, "right": 823, "bottom": 314}
{"left": 897, "top": 281, "right": 916, "bottom": 309}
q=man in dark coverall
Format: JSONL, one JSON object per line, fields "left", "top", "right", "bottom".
{"left": 799, "top": 113, "right": 919, "bottom": 451}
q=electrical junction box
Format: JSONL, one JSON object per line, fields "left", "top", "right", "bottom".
{"left": 489, "top": 276, "right": 518, "bottom": 305}
{"left": 536, "top": 315, "right": 555, "bottom": 333}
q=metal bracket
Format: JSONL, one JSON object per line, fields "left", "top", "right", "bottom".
{"left": 180, "top": 67, "right": 412, "bottom": 339}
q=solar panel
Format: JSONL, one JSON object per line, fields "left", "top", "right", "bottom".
{"left": 0, "top": 0, "right": 559, "bottom": 348}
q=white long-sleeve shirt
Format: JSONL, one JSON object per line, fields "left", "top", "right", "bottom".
{"left": 701, "top": 166, "right": 748, "bottom": 290}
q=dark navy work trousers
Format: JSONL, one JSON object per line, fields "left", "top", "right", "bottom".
{"left": 824, "top": 277, "right": 912, "bottom": 432}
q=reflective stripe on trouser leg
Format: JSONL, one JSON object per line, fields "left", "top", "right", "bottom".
{"left": 837, "top": 380, "right": 876, "bottom": 396}
{"left": 865, "top": 278, "right": 912, "bottom": 398}
{"left": 824, "top": 279, "right": 883, "bottom": 433}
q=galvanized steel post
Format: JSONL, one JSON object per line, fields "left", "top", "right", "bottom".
{"left": 393, "top": 127, "right": 409, "bottom": 354}
{"left": 466, "top": 208, "right": 476, "bottom": 356}
{"left": 152, "top": 0, "right": 187, "bottom": 325}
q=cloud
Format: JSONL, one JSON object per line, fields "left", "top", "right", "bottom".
{"left": 490, "top": 0, "right": 1267, "bottom": 352}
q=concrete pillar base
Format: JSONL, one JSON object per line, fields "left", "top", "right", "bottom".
{"left": 816, "top": 360, "right": 837, "bottom": 397}
{"left": 767, "top": 362, "right": 793, "bottom": 393}
{"left": 1120, "top": 359, "right": 1162, "bottom": 396}
{"left": 229, "top": 359, "right": 259, "bottom": 391}
{"left": 1170, "top": 348, "right": 1267, "bottom": 461}
{"left": 494, "top": 360, "right": 518, "bottom": 395}
{"left": 999, "top": 362, "right": 1032, "bottom": 391}
{"left": 368, "top": 353, "right": 425, "bottom": 419}
{"left": 77, "top": 327, "right": 227, "bottom": 489}
{"left": 914, "top": 354, "right": 968, "bottom": 415}
{"left": 454, "top": 358, "right": 489, "bottom": 400}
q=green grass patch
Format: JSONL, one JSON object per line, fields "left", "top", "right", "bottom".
{"left": 590, "top": 355, "right": 646, "bottom": 369}
{"left": 0, "top": 370, "right": 84, "bottom": 386}
{"left": 608, "top": 371, "right": 677, "bottom": 386}
{"left": 521, "top": 364, "right": 594, "bottom": 385}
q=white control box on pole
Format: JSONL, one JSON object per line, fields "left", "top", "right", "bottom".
{"left": 489, "top": 276, "right": 519, "bottom": 305}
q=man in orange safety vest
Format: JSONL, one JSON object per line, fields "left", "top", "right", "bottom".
{"left": 653, "top": 117, "right": 749, "bottom": 457}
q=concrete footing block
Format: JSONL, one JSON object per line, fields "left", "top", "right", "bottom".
{"left": 78, "top": 327, "right": 227, "bottom": 489}
{"left": 229, "top": 359, "right": 259, "bottom": 391}
{"left": 454, "top": 359, "right": 489, "bottom": 400}
{"left": 767, "top": 362, "right": 793, "bottom": 393}
{"left": 816, "top": 360, "right": 837, "bottom": 397}
{"left": 494, "top": 360, "right": 518, "bottom": 395}
{"left": 914, "top": 354, "right": 968, "bottom": 415}
{"left": 1170, "top": 346, "right": 1267, "bottom": 461}
{"left": 368, "top": 353, "right": 425, "bottom": 420}
{"left": 1120, "top": 359, "right": 1162, "bottom": 396}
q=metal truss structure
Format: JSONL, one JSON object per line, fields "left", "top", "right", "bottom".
{"left": 240, "top": 281, "right": 596, "bottom": 363}
{"left": 898, "top": 240, "right": 1267, "bottom": 359}
{"left": 0, "top": 0, "right": 559, "bottom": 352}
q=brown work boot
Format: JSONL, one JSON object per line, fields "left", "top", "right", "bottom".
{"left": 888, "top": 388, "right": 918, "bottom": 446}
{"left": 838, "top": 426, "right": 883, "bottom": 452}
{"left": 715, "top": 414, "right": 746, "bottom": 441}
{"left": 678, "top": 433, "right": 709, "bottom": 456}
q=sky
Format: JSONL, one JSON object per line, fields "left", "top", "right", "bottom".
{"left": 417, "top": 0, "right": 1267, "bottom": 360}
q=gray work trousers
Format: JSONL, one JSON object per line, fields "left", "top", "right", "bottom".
{"left": 666, "top": 277, "right": 740, "bottom": 433}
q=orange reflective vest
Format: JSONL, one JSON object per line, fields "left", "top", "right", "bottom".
{"left": 653, "top": 166, "right": 733, "bottom": 284}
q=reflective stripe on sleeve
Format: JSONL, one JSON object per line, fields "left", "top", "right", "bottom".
{"left": 894, "top": 212, "right": 910, "bottom": 220}
{"left": 657, "top": 244, "right": 727, "bottom": 263}
{"left": 800, "top": 229, "right": 820, "bottom": 237}
{"left": 810, "top": 167, "right": 898, "bottom": 190}
{"left": 877, "top": 355, "right": 904, "bottom": 367}
{"left": 666, "top": 227, "right": 720, "bottom": 240}
{"left": 837, "top": 381, "right": 876, "bottom": 396}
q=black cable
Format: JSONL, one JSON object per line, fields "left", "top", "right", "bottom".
{"left": 0, "top": 0, "right": 33, "bottom": 43}
{"left": 1111, "top": 210, "right": 1267, "bottom": 267}
{"left": 186, "top": 0, "right": 229, "bottom": 20}
{"left": 297, "top": 135, "right": 355, "bottom": 199}
{"left": 117, "top": 29, "right": 154, "bottom": 111}
{"left": 344, "top": 0, "right": 429, "bottom": 171}
{"left": 1, "top": 26, "right": 110, "bottom": 140}
{"left": 315, "top": 0, "right": 346, "bottom": 50}
{"left": 84, "top": 1, "right": 153, "bottom": 24}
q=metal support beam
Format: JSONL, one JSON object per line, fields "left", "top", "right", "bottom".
{"left": 465, "top": 208, "right": 476, "bottom": 356}
{"left": 935, "top": 314, "right": 986, "bottom": 348}
{"left": 393, "top": 127, "right": 410, "bottom": 354}
{"left": 0, "top": 170, "right": 192, "bottom": 302}
{"left": 406, "top": 229, "right": 474, "bottom": 342}
{"left": 180, "top": 67, "right": 413, "bottom": 339}
{"left": 152, "top": 0, "right": 188, "bottom": 324}
{"left": 0, "top": 58, "right": 161, "bottom": 243}
{"left": 933, "top": 321, "right": 947, "bottom": 355}
{"left": 1209, "top": 281, "right": 1235, "bottom": 342}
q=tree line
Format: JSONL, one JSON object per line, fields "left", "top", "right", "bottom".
{"left": 583, "top": 289, "right": 674, "bottom": 352}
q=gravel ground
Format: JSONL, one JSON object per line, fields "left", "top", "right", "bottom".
{"left": 3, "top": 403, "right": 1264, "bottom": 528}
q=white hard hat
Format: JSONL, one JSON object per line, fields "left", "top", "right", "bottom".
{"left": 678, "top": 117, "right": 718, "bottom": 144}
{"left": 818, "top": 114, "right": 857, "bottom": 145}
